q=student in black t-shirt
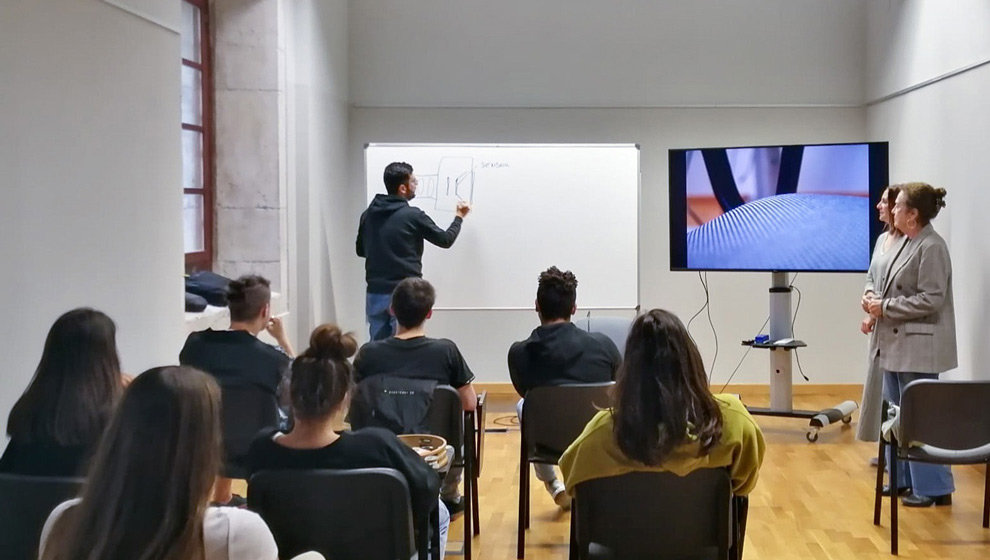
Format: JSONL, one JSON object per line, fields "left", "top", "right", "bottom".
{"left": 179, "top": 275, "right": 295, "bottom": 505}
{"left": 508, "top": 266, "right": 622, "bottom": 509}
{"left": 247, "top": 324, "right": 448, "bottom": 558}
{"left": 353, "top": 277, "right": 477, "bottom": 512}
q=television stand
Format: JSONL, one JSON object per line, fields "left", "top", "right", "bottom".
{"left": 742, "top": 272, "right": 858, "bottom": 442}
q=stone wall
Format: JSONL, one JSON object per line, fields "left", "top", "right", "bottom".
{"left": 213, "top": 0, "right": 286, "bottom": 290}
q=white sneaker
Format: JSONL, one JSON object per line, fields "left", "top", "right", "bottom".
{"left": 545, "top": 480, "right": 571, "bottom": 510}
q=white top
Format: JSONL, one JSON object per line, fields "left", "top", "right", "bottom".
{"left": 40, "top": 499, "right": 278, "bottom": 560}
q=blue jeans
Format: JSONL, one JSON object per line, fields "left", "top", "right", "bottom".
{"left": 883, "top": 370, "right": 955, "bottom": 496}
{"left": 366, "top": 291, "right": 396, "bottom": 341}
{"left": 436, "top": 499, "right": 449, "bottom": 560}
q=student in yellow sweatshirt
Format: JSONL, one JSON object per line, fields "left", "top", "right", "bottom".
{"left": 560, "top": 308, "right": 765, "bottom": 496}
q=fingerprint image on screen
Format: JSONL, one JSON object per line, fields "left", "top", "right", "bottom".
{"left": 668, "top": 142, "right": 888, "bottom": 272}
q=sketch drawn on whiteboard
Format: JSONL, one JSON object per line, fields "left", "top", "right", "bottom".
{"left": 416, "top": 157, "right": 474, "bottom": 213}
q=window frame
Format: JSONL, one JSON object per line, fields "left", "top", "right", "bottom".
{"left": 182, "top": 0, "right": 215, "bottom": 272}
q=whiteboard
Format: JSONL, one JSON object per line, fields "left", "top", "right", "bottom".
{"left": 364, "top": 144, "right": 640, "bottom": 309}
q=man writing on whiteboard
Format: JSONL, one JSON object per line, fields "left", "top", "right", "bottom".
{"left": 357, "top": 161, "right": 471, "bottom": 340}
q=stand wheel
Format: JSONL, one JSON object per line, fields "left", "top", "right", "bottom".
{"left": 841, "top": 416, "right": 852, "bottom": 424}
{"left": 806, "top": 429, "right": 819, "bottom": 442}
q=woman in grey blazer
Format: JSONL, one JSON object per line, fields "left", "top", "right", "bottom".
{"left": 867, "top": 183, "right": 955, "bottom": 508}
{"left": 857, "top": 186, "right": 906, "bottom": 444}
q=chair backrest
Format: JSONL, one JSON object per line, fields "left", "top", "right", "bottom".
{"left": 424, "top": 385, "right": 464, "bottom": 459}
{"left": 900, "top": 379, "right": 990, "bottom": 450}
{"left": 522, "top": 382, "right": 614, "bottom": 459}
{"left": 573, "top": 469, "right": 732, "bottom": 560}
{"left": 574, "top": 316, "right": 632, "bottom": 358}
{"left": 248, "top": 468, "right": 416, "bottom": 560}
{"left": 0, "top": 473, "right": 84, "bottom": 560}
{"left": 219, "top": 382, "right": 280, "bottom": 467}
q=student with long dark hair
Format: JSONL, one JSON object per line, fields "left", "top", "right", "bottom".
{"left": 857, "top": 185, "right": 906, "bottom": 445}
{"left": 39, "top": 366, "right": 278, "bottom": 560}
{"left": 560, "top": 309, "right": 765, "bottom": 496}
{"left": 247, "top": 324, "right": 449, "bottom": 558}
{"left": 1, "top": 308, "right": 125, "bottom": 476}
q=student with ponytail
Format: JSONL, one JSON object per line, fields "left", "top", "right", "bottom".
{"left": 247, "top": 324, "right": 449, "bottom": 558}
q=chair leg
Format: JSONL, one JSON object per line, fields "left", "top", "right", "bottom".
{"left": 516, "top": 438, "right": 529, "bottom": 560}
{"left": 890, "top": 438, "right": 898, "bottom": 555}
{"left": 984, "top": 462, "right": 989, "bottom": 529}
{"left": 734, "top": 496, "right": 749, "bottom": 560}
{"left": 874, "top": 437, "right": 886, "bottom": 526}
{"left": 464, "top": 462, "right": 472, "bottom": 560}
{"left": 568, "top": 499, "right": 579, "bottom": 560}
{"left": 471, "top": 469, "right": 480, "bottom": 535}
{"left": 525, "top": 468, "right": 531, "bottom": 530}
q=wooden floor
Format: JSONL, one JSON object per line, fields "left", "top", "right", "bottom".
{"left": 449, "top": 386, "right": 989, "bottom": 560}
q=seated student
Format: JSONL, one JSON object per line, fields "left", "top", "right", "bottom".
{"left": 1, "top": 308, "right": 126, "bottom": 477}
{"left": 508, "top": 266, "right": 621, "bottom": 508}
{"left": 560, "top": 309, "right": 765, "bottom": 498}
{"left": 39, "top": 366, "right": 278, "bottom": 560}
{"left": 179, "top": 274, "right": 295, "bottom": 504}
{"left": 353, "top": 277, "right": 476, "bottom": 511}
{"left": 248, "top": 324, "right": 449, "bottom": 558}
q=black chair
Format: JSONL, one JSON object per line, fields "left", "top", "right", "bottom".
{"left": 873, "top": 380, "right": 990, "bottom": 555}
{"left": 350, "top": 380, "right": 484, "bottom": 559}
{"left": 219, "top": 382, "right": 280, "bottom": 478}
{"left": 471, "top": 390, "right": 488, "bottom": 536}
{"left": 248, "top": 468, "right": 419, "bottom": 560}
{"left": 570, "top": 469, "right": 742, "bottom": 560}
{"left": 423, "top": 385, "right": 483, "bottom": 560}
{"left": 0, "top": 473, "right": 83, "bottom": 560}
{"left": 517, "top": 382, "right": 614, "bottom": 559}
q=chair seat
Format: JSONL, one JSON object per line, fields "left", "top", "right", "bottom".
{"left": 529, "top": 448, "right": 564, "bottom": 464}
{"left": 587, "top": 542, "right": 721, "bottom": 560}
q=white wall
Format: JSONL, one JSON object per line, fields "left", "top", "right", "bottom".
{"left": 0, "top": 0, "right": 185, "bottom": 444}
{"left": 283, "top": 0, "right": 351, "bottom": 344}
{"left": 348, "top": 107, "right": 870, "bottom": 384}
{"left": 349, "top": 0, "right": 867, "bottom": 107}
{"left": 866, "top": 1, "right": 990, "bottom": 381}
{"left": 866, "top": 0, "right": 990, "bottom": 102}
{"left": 342, "top": 0, "right": 875, "bottom": 384}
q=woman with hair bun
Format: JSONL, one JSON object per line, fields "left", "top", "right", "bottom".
{"left": 866, "top": 182, "right": 956, "bottom": 507}
{"left": 247, "top": 324, "right": 449, "bottom": 558}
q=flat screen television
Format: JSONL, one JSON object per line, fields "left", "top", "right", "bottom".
{"left": 668, "top": 141, "right": 889, "bottom": 272}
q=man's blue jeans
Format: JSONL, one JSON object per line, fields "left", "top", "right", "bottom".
{"left": 366, "top": 291, "right": 396, "bottom": 341}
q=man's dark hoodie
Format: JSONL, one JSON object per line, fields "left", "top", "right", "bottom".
{"left": 508, "top": 322, "right": 621, "bottom": 398}
{"left": 356, "top": 194, "right": 463, "bottom": 294}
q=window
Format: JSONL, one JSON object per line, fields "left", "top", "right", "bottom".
{"left": 181, "top": 0, "right": 214, "bottom": 271}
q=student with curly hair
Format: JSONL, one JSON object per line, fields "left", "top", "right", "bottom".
{"left": 508, "top": 266, "right": 622, "bottom": 508}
